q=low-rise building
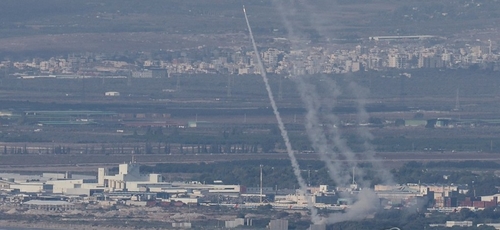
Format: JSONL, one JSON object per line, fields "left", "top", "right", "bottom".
{"left": 268, "top": 219, "right": 288, "bottom": 230}
{"left": 446, "top": 221, "right": 473, "bottom": 227}
{"left": 478, "top": 223, "right": 500, "bottom": 230}
{"left": 132, "top": 69, "right": 167, "bottom": 78}
{"left": 104, "top": 91, "right": 120, "bottom": 96}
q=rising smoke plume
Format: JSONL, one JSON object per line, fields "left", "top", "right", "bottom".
{"left": 271, "top": 0, "right": 358, "bottom": 188}
{"left": 242, "top": 6, "right": 320, "bottom": 223}
{"left": 295, "top": 76, "right": 350, "bottom": 186}
{"left": 325, "top": 189, "right": 381, "bottom": 224}
{"left": 269, "top": 0, "right": 393, "bottom": 224}
{"left": 271, "top": 0, "right": 365, "bottom": 187}
{"left": 349, "top": 82, "right": 394, "bottom": 185}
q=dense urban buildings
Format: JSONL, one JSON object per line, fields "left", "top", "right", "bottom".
{"left": 2, "top": 35, "right": 500, "bottom": 79}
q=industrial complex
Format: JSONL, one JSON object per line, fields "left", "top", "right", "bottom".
{"left": 0, "top": 159, "right": 498, "bottom": 229}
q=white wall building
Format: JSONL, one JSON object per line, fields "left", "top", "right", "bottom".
{"left": 446, "top": 221, "right": 473, "bottom": 227}
{"left": 478, "top": 223, "right": 500, "bottom": 230}
{"left": 104, "top": 91, "right": 120, "bottom": 96}
{"left": 46, "top": 179, "right": 97, "bottom": 194}
{"left": 10, "top": 183, "right": 51, "bottom": 193}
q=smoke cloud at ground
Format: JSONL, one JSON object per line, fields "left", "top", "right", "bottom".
{"left": 324, "top": 189, "right": 381, "bottom": 224}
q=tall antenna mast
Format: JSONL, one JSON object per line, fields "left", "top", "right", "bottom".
{"left": 454, "top": 88, "right": 460, "bottom": 111}
{"left": 350, "top": 166, "right": 358, "bottom": 191}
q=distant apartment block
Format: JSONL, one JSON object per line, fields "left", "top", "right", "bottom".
{"left": 388, "top": 54, "right": 408, "bottom": 69}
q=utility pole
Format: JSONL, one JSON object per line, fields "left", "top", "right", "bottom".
{"left": 81, "top": 76, "right": 86, "bottom": 103}
{"left": 260, "top": 164, "right": 263, "bottom": 203}
{"left": 352, "top": 166, "right": 356, "bottom": 185}
{"left": 307, "top": 165, "right": 311, "bottom": 187}
{"left": 227, "top": 75, "right": 232, "bottom": 98}
{"left": 176, "top": 75, "right": 180, "bottom": 90}
{"left": 472, "top": 180, "right": 476, "bottom": 198}
{"left": 278, "top": 76, "right": 283, "bottom": 101}
{"left": 399, "top": 75, "right": 405, "bottom": 105}
{"left": 489, "top": 39, "right": 492, "bottom": 55}
{"left": 127, "top": 73, "right": 132, "bottom": 86}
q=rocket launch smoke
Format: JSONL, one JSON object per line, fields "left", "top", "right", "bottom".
{"left": 242, "top": 6, "right": 320, "bottom": 223}
{"left": 270, "top": 0, "right": 361, "bottom": 187}
{"left": 269, "top": 0, "right": 394, "bottom": 224}
{"left": 267, "top": 0, "right": 353, "bottom": 186}
{"left": 349, "top": 82, "right": 394, "bottom": 185}
{"left": 295, "top": 77, "right": 350, "bottom": 186}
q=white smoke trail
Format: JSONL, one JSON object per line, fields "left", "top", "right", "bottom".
{"left": 295, "top": 76, "right": 350, "bottom": 186}
{"left": 270, "top": 0, "right": 351, "bottom": 187}
{"left": 315, "top": 78, "right": 371, "bottom": 187}
{"left": 291, "top": 1, "right": 395, "bottom": 223}
{"left": 270, "top": 0, "right": 390, "bottom": 225}
{"left": 349, "top": 82, "right": 394, "bottom": 185}
{"left": 275, "top": 0, "right": 355, "bottom": 186}
{"left": 242, "top": 6, "right": 320, "bottom": 223}
{"left": 290, "top": 0, "right": 394, "bottom": 186}
{"left": 292, "top": 0, "right": 382, "bottom": 178}
{"left": 271, "top": 0, "right": 361, "bottom": 187}
{"left": 276, "top": 0, "right": 367, "bottom": 186}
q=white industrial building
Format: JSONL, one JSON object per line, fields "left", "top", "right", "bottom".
{"left": 10, "top": 183, "right": 51, "bottom": 193}
{"left": 97, "top": 162, "right": 243, "bottom": 197}
{"left": 0, "top": 161, "right": 243, "bottom": 205}
{"left": 104, "top": 91, "right": 120, "bottom": 96}
{"left": 0, "top": 172, "right": 95, "bottom": 193}
{"left": 446, "top": 221, "right": 473, "bottom": 227}
{"left": 2, "top": 161, "right": 242, "bottom": 199}
{"left": 47, "top": 179, "right": 98, "bottom": 194}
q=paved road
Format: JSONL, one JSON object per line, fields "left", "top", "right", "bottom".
{"left": 0, "top": 152, "right": 498, "bottom": 172}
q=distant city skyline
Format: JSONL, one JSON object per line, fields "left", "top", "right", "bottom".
{"left": 2, "top": 34, "right": 499, "bottom": 79}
